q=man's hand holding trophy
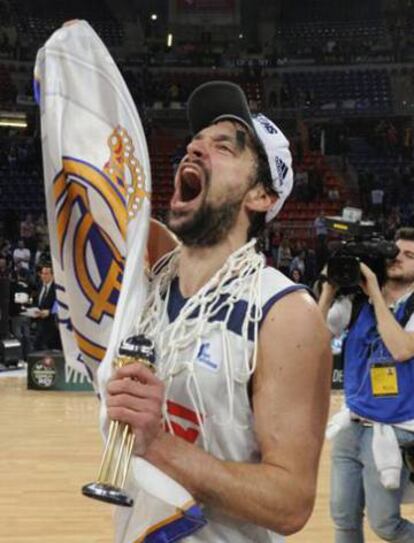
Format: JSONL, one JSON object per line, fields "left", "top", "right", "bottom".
{"left": 82, "top": 334, "right": 164, "bottom": 507}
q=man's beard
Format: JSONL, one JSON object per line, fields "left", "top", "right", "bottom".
{"left": 167, "top": 192, "right": 244, "bottom": 248}
{"left": 387, "top": 266, "right": 414, "bottom": 285}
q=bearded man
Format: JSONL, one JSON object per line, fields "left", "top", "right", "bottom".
{"left": 107, "top": 81, "right": 332, "bottom": 542}
{"left": 319, "top": 227, "right": 414, "bottom": 543}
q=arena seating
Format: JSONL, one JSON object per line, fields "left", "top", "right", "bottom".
{"left": 8, "top": 0, "right": 124, "bottom": 54}
{"left": 277, "top": 150, "right": 344, "bottom": 245}
{"left": 138, "top": 70, "right": 265, "bottom": 111}
{"left": 280, "top": 0, "right": 381, "bottom": 23}
{"left": 348, "top": 135, "right": 411, "bottom": 183}
{"left": 279, "top": 69, "right": 392, "bottom": 113}
{"left": 274, "top": 20, "right": 392, "bottom": 63}
{"left": 149, "top": 132, "right": 178, "bottom": 218}
{"left": 0, "top": 64, "right": 16, "bottom": 104}
{"left": 0, "top": 170, "right": 44, "bottom": 214}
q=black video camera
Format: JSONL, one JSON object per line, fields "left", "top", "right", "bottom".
{"left": 325, "top": 210, "right": 399, "bottom": 290}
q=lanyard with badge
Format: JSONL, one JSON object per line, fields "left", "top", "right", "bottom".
{"left": 368, "top": 336, "right": 399, "bottom": 397}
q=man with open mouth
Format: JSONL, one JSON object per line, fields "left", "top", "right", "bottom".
{"left": 106, "top": 81, "right": 332, "bottom": 542}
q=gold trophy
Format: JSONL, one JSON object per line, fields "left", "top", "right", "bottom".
{"left": 82, "top": 334, "right": 155, "bottom": 507}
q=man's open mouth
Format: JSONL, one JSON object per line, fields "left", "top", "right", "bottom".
{"left": 181, "top": 166, "right": 203, "bottom": 202}
{"left": 171, "top": 163, "right": 206, "bottom": 209}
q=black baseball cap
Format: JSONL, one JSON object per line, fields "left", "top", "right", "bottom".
{"left": 187, "top": 81, "right": 254, "bottom": 136}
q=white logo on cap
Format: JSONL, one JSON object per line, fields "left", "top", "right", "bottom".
{"left": 254, "top": 114, "right": 279, "bottom": 135}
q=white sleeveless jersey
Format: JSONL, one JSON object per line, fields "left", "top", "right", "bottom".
{"left": 151, "top": 265, "right": 305, "bottom": 543}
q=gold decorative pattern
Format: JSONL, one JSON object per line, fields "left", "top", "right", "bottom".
{"left": 103, "top": 126, "right": 150, "bottom": 221}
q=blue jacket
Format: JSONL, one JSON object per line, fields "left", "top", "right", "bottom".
{"left": 344, "top": 297, "right": 414, "bottom": 423}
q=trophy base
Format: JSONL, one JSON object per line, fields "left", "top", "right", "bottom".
{"left": 82, "top": 482, "right": 134, "bottom": 507}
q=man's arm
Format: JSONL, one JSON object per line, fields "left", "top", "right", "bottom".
{"left": 108, "top": 291, "right": 332, "bottom": 535}
{"left": 360, "top": 262, "right": 414, "bottom": 361}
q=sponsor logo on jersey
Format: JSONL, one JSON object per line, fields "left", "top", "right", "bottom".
{"left": 196, "top": 342, "right": 219, "bottom": 371}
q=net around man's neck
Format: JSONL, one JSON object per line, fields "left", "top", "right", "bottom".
{"left": 136, "top": 239, "right": 265, "bottom": 450}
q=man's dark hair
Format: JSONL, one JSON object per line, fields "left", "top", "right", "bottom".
{"left": 395, "top": 227, "right": 414, "bottom": 242}
{"left": 246, "top": 134, "right": 277, "bottom": 241}
{"left": 40, "top": 263, "right": 53, "bottom": 273}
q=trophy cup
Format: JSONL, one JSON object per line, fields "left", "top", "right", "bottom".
{"left": 82, "top": 334, "right": 155, "bottom": 507}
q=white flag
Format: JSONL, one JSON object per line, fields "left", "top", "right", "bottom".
{"left": 34, "top": 20, "right": 205, "bottom": 543}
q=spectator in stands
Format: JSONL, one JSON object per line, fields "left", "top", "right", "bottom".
{"left": 292, "top": 239, "right": 307, "bottom": 257}
{"left": 280, "top": 82, "right": 292, "bottom": 107}
{"left": 314, "top": 211, "right": 328, "bottom": 245}
{"left": 402, "top": 126, "right": 413, "bottom": 159}
{"left": 386, "top": 208, "right": 402, "bottom": 240}
{"left": 33, "top": 265, "right": 57, "bottom": 351}
{"left": 0, "top": 255, "right": 11, "bottom": 279}
{"left": 20, "top": 213, "right": 36, "bottom": 254}
{"left": 290, "top": 268, "right": 303, "bottom": 284}
{"left": 7, "top": 144, "right": 17, "bottom": 171}
{"left": 34, "top": 241, "right": 51, "bottom": 270}
{"left": 371, "top": 184, "right": 385, "bottom": 222}
{"left": 267, "top": 73, "right": 283, "bottom": 109}
{"left": 0, "top": 239, "right": 12, "bottom": 268}
{"left": 314, "top": 212, "right": 329, "bottom": 273}
{"left": 168, "top": 82, "right": 180, "bottom": 104}
{"left": 35, "top": 213, "right": 49, "bottom": 248}
{"left": 328, "top": 187, "right": 340, "bottom": 202}
{"left": 269, "top": 222, "right": 282, "bottom": 267}
{"left": 276, "top": 238, "right": 292, "bottom": 276}
{"left": 338, "top": 128, "right": 350, "bottom": 171}
{"left": 258, "top": 223, "right": 270, "bottom": 257}
{"left": 9, "top": 267, "right": 32, "bottom": 360}
{"left": 12, "top": 239, "right": 30, "bottom": 271}
{"left": 290, "top": 250, "right": 306, "bottom": 278}
{"left": 387, "top": 121, "right": 399, "bottom": 156}
{"left": 294, "top": 170, "right": 309, "bottom": 201}
{"left": 325, "top": 38, "right": 337, "bottom": 58}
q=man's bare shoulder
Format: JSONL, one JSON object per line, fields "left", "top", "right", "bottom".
{"left": 265, "top": 287, "right": 318, "bottom": 317}
{"left": 260, "top": 288, "right": 330, "bottom": 350}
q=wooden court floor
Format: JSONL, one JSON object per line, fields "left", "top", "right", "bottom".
{"left": 1, "top": 376, "right": 414, "bottom": 542}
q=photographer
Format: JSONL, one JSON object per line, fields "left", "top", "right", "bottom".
{"left": 319, "top": 227, "right": 414, "bottom": 543}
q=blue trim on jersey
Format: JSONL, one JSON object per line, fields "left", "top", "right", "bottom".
{"left": 167, "top": 278, "right": 256, "bottom": 340}
{"left": 344, "top": 298, "right": 414, "bottom": 423}
{"left": 167, "top": 277, "right": 191, "bottom": 321}
{"left": 261, "top": 284, "right": 309, "bottom": 324}
{"left": 143, "top": 504, "right": 206, "bottom": 543}
{"left": 167, "top": 278, "right": 309, "bottom": 341}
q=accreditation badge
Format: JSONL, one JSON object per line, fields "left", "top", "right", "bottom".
{"left": 368, "top": 336, "right": 399, "bottom": 397}
{"left": 370, "top": 362, "right": 399, "bottom": 397}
